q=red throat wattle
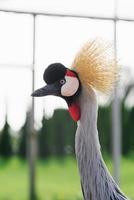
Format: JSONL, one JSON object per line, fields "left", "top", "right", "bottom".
{"left": 68, "top": 103, "right": 81, "bottom": 122}
{"left": 66, "top": 69, "right": 80, "bottom": 121}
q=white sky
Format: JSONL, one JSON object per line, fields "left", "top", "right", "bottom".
{"left": 0, "top": 0, "right": 114, "bottom": 17}
{"left": 0, "top": 0, "right": 134, "bottom": 131}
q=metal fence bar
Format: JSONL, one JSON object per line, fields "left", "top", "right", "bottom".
{"left": 0, "top": 64, "right": 32, "bottom": 69}
{"left": 0, "top": 8, "right": 134, "bottom": 22}
{"left": 111, "top": 0, "right": 122, "bottom": 184}
{"left": 28, "top": 14, "right": 37, "bottom": 200}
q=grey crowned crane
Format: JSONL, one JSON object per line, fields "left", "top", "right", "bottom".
{"left": 32, "top": 40, "right": 129, "bottom": 200}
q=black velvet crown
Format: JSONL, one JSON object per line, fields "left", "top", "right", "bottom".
{"left": 43, "top": 63, "right": 67, "bottom": 84}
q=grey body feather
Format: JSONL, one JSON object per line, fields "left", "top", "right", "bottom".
{"left": 75, "top": 87, "right": 128, "bottom": 200}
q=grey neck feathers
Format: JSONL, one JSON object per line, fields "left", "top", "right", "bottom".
{"left": 75, "top": 87, "right": 128, "bottom": 200}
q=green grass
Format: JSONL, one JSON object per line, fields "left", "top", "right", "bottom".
{"left": 0, "top": 156, "right": 133, "bottom": 200}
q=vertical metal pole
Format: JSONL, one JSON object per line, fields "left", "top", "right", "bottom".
{"left": 112, "top": 0, "right": 121, "bottom": 184}
{"left": 29, "top": 14, "right": 37, "bottom": 200}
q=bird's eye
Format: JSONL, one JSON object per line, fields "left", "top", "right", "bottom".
{"left": 60, "top": 79, "right": 66, "bottom": 85}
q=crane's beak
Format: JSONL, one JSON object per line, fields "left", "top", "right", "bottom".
{"left": 31, "top": 83, "right": 59, "bottom": 97}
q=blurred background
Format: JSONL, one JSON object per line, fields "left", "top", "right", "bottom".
{"left": 0, "top": 0, "right": 134, "bottom": 200}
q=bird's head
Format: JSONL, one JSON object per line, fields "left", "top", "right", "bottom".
{"left": 31, "top": 40, "right": 118, "bottom": 122}
{"left": 31, "top": 63, "right": 81, "bottom": 121}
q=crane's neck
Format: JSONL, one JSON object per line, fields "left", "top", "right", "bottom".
{"left": 75, "top": 87, "right": 127, "bottom": 200}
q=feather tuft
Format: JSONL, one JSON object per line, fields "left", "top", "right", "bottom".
{"left": 72, "top": 39, "right": 119, "bottom": 94}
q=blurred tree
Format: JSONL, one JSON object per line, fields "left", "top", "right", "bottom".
{"left": 38, "top": 116, "right": 50, "bottom": 158}
{"left": 50, "top": 109, "right": 67, "bottom": 156}
{"left": 0, "top": 120, "right": 12, "bottom": 158}
{"left": 122, "top": 83, "right": 134, "bottom": 155}
{"left": 52, "top": 109, "right": 76, "bottom": 156}
{"left": 98, "top": 106, "right": 111, "bottom": 154}
{"left": 127, "top": 106, "right": 134, "bottom": 154}
{"left": 18, "top": 114, "right": 29, "bottom": 159}
{"left": 62, "top": 110, "right": 76, "bottom": 155}
{"left": 38, "top": 109, "right": 76, "bottom": 158}
{"left": 17, "top": 105, "right": 134, "bottom": 160}
{"left": 122, "top": 104, "right": 130, "bottom": 155}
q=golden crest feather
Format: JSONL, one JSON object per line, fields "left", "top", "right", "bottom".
{"left": 72, "top": 39, "right": 119, "bottom": 94}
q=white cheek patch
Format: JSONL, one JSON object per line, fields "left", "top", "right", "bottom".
{"left": 61, "top": 76, "right": 79, "bottom": 97}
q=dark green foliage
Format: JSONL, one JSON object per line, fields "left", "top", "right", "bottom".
{"left": 17, "top": 105, "right": 134, "bottom": 159}
{"left": 51, "top": 109, "right": 76, "bottom": 156}
{"left": 0, "top": 121, "right": 12, "bottom": 158}
{"left": 98, "top": 106, "right": 111, "bottom": 154}
{"left": 37, "top": 106, "right": 134, "bottom": 157}
{"left": 122, "top": 106, "right": 134, "bottom": 155}
{"left": 98, "top": 104, "right": 134, "bottom": 156}
{"left": 38, "top": 117, "right": 50, "bottom": 158}
{"left": 18, "top": 118, "right": 28, "bottom": 158}
{"left": 38, "top": 109, "right": 76, "bottom": 158}
{"left": 129, "top": 107, "right": 134, "bottom": 153}
{"left": 122, "top": 104, "right": 130, "bottom": 155}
